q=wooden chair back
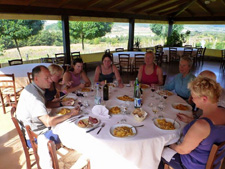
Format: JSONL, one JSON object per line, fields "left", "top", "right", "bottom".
{"left": 27, "top": 72, "right": 32, "bottom": 84}
{"left": 133, "top": 54, "right": 145, "bottom": 72}
{"left": 115, "top": 48, "right": 124, "bottom": 52}
{"left": 206, "top": 141, "right": 225, "bottom": 169}
{"left": 8, "top": 59, "right": 23, "bottom": 66}
{"left": 155, "top": 46, "right": 164, "bottom": 65}
{"left": 48, "top": 141, "right": 60, "bottom": 169}
{"left": 195, "top": 47, "right": 204, "bottom": 64}
{"left": 169, "top": 47, "right": 178, "bottom": 62}
{"left": 118, "top": 54, "right": 130, "bottom": 73}
{"left": 183, "top": 47, "right": 193, "bottom": 57}
{"left": 71, "top": 51, "right": 81, "bottom": 62}
{"left": 0, "top": 73, "right": 22, "bottom": 114}
{"left": 25, "top": 125, "right": 41, "bottom": 169}
{"left": 55, "top": 53, "right": 65, "bottom": 65}
{"left": 11, "top": 106, "right": 37, "bottom": 169}
{"left": 0, "top": 89, "right": 6, "bottom": 114}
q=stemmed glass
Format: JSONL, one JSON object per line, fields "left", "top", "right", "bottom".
{"left": 151, "top": 85, "right": 155, "bottom": 97}
{"left": 152, "top": 105, "right": 159, "bottom": 120}
{"left": 120, "top": 101, "right": 129, "bottom": 123}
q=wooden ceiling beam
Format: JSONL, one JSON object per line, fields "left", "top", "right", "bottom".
{"left": 196, "top": 0, "right": 213, "bottom": 16}
{"left": 221, "top": 0, "right": 225, "bottom": 6}
{"left": 104, "top": 0, "right": 126, "bottom": 10}
{"left": 134, "top": 0, "right": 172, "bottom": 13}
{"left": 174, "top": 0, "right": 196, "bottom": 17}
{"left": 85, "top": 0, "right": 102, "bottom": 8}
{"left": 58, "top": 0, "right": 73, "bottom": 8}
{"left": 26, "top": 0, "right": 38, "bottom": 6}
{"left": 146, "top": 0, "right": 189, "bottom": 14}
{"left": 185, "top": 8, "right": 194, "bottom": 16}
{"left": 119, "top": 0, "right": 149, "bottom": 12}
{"left": 159, "top": 7, "right": 181, "bottom": 16}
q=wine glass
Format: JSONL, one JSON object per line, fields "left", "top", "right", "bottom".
{"left": 151, "top": 85, "right": 155, "bottom": 97}
{"left": 120, "top": 102, "right": 129, "bottom": 123}
{"left": 152, "top": 106, "right": 159, "bottom": 120}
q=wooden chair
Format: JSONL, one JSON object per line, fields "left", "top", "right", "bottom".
{"left": 0, "top": 89, "right": 6, "bottom": 114}
{"left": 115, "top": 48, "right": 124, "bottom": 52}
{"left": 48, "top": 141, "right": 91, "bottom": 169}
{"left": 55, "top": 53, "right": 65, "bottom": 65}
{"left": 118, "top": 53, "right": 130, "bottom": 73}
{"left": 169, "top": 47, "right": 178, "bottom": 62}
{"left": 8, "top": 59, "right": 23, "bottom": 66}
{"left": 220, "top": 50, "right": 225, "bottom": 69}
{"left": 164, "top": 141, "right": 225, "bottom": 169}
{"left": 155, "top": 46, "right": 164, "bottom": 65}
{"left": 195, "top": 47, "right": 204, "bottom": 64}
{"left": 146, "top": 47, "right": 154, "bottom": 52}
{"left": 183, "top": 47, "right": 193, "bottom": 57}
{"left": 11, "top": 106, "right": 37, "bottom": 169}
{"left": 27, "top": 72, "right": 32, "bottom": 84}
{"left": 25, "top": 125, "right": 41, "bottom": 169}
{"left": 133, "top": 54, "right": 145, "bottom": 72}
{"left": 0, "top": 74, "right": 23, "bottom": 114}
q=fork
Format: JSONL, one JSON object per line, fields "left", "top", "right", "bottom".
{"left": 97, "top": 123, "right": 105, "bottom": 134}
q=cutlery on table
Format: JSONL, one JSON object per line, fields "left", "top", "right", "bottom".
{"left": 97, "top": 123, "right": 105, "bottom": 134}
{"left": 132, "top": 124, "right": 144, "bottom": 128}
{"left": 68, "top": 115, "right": 84, "bottom": 123}
{"left": 86, "top": 125, "right": 100, "bottom": 133}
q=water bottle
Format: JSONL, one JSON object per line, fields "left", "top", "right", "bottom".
{"left": 103, "top": 80, "right": 109, "bottom": 101}
{"left": 95, "top": 83, "right": 101, "bottom": 105}
{"left": 134, "top": 77, "right": 139, "bottom": 97}
{"left": 134, "top": 84, "right": 142, "bottom": 108}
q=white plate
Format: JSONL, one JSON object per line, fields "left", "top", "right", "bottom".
{"left": 63, "top": 93, "right": 78, "bottom": 100}
{"left": 75, "top": 116, "right": 100, "bottom": 129}
{"left": 117, "top": 95, "right": 134, "bottom": 102}
{"left": 51, "top": 106, "right": 75, "bottom": 115}
{"left": 80, "top": 87, "right": 92, "bottom": 92}
{"left": 171, "top": 103, "right": 192, "bottom": 112}
{"left": 153, "top": 118, "right": 180, "bottom": 130}
{"left": 110, "top": 124, "right": 136, "bottom": 138}
{"left": 108, "top": 106, "right": 122, "bottom": 115}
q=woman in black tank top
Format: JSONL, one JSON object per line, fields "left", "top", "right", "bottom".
{"left": 94, "top": 53, "right": 124, "bottom": 88}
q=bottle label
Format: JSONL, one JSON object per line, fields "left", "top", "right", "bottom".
{"left": 95, "top": 96, "right": 101, "bottom": 105}
{"left": 134, "top": 98, "right": 142, "bottom": 108}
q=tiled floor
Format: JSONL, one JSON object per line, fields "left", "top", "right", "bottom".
{"left": 0, "top": 60, "right": 224, "bottom": 169}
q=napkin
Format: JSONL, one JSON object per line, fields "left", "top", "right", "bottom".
{"left": 92, "top": 105, "right": 110, "bottom": 118}
{"left": 37, "top": 134, "right": 53, "bottom": 169}
{"left": 161, "top": 147, "right": 177, "bottom": 162}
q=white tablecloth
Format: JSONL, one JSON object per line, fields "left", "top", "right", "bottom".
{"left": 53, "top": 87, "right": 192, "bottom": 169}
{"left": 0, "top": 63, "right": 51, "bottom": 88}
{"left": 163, "top": 47, "right": 197, "bottom": 59}
{"left": 113, "top": 51, "right": 146, "bottom": 65}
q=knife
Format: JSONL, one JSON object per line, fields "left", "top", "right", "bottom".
{"left": 86, "top": 125, "right": 100, "bottom": 133}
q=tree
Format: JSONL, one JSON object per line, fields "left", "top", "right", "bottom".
{"left": 0, "top": 20, "right": 44, "bottom": 58}
{"left": 59, "top": 21, "right": 113, "bottom": 50}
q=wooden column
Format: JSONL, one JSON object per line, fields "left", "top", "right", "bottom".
{"left": 61, "top": 15, "right": 71, "bottom": 65}
{"left": 168, "top": 19, "right": 173, "bottom": 37}
{"left": 128, "top": 18, "right": 135, "bottom": 51}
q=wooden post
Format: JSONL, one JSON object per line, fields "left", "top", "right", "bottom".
{"left": 168, "top": 18, "right": 173, "bottom": 37}
{"left": 128, "top": 18, "right": 135, "bottom": 51}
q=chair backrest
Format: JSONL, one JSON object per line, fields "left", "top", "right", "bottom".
{"left": 8, "top": 59, "right": 23, "bottom": 66}
{"left": 134, "top": 54, "right": 145, "bottom": 72}
{"left": 115, "top": 48, "right": 124, "bottom": 52}
{"left": 71, "top": 51, "right": 81, "bottom": 63}
{"left": 48, "top": 141, "right": 60, "bottom": 169}
{"left": 41, "top": 57, "right": 55, "bottom": 63}
{"left": 183, "top": 47, "right": 193, "bottom": 57}
{"left": 118, "top": 54, "right": 130, "bottom": 72}
{"left": 0, "top": 89, "right": 6, "bottom": 114}
{"left": 25, "top": 125, "right": 41, "bottom": 169}
{"left": 196, "top": 47, "right": 204, "bottom": 57}
{"left": 206, "top": 141, "right": 225, "bottom": 169}
{"left": 55, "top": 53, "right": 65, "bottom": 65}
{"left": 105, "top": 49, "right": 110, "bottom": 54}
{"left": 27, "top": 72, "right": 32, "bottom": 84}
{"left": 11, "top": 106, "right": 36, "bottom": 169}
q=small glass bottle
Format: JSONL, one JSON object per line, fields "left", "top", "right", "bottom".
{"left": 134, "top": 84, "right": 142, "bottom": 108}
{"left": 95, "top": 83, "right": 101, "bottom": 105}
{"left": 134, "top": 77, "right": 139, "bottom": 97}
{"left": 103, "top": 80, "right": 109, "bottom": 101}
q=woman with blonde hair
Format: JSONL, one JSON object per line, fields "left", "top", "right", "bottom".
{"left": 138, "top": 51, "right": 163, "bottom": 86}
{"left": 159, "top": 76, "right": 225, "bottom": 169}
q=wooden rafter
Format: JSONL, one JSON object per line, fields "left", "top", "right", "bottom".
{"left": 58, "top": 0, "right": 73, "bottom": 8}
{"left": 146, "top": 0, "right": 189, "bottom": 14}
{"left": 104, "top": 0, "right": 126, "bottom": 10}
{"left": 85, "top": 0, "right": 102, "bottom": 8}
{"left": 174, "top": 0, "right": 196, "bottom": 17}
{"left": 159, "top": 6, "right": 181, "bottom": 16}
{"left": 185, "top": 8, "right": 194, "bottom": 16}
{"left": 119, "top": 0, "right": 150, "bottom": 12}
{"left": 134, "top": 0, "right": 172, "bottom": 13}
{"left": 221, "top": 0, "right": 225, "bottom": 6}
{"left": 196, "top": 0, "right": 213, "bottom": 16}
{"left": 26, "top": 0, "right": 37, "bottom": 6}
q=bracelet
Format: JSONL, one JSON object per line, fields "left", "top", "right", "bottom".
{"left": 60, "top": 101, "right": 63, "bottom": 107}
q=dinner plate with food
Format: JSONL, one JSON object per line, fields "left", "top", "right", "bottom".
{"left": 110, "top": 124, "right": 136, "bottom": 138}
{"left": 156, "top": 90, "right": 173, "bottom": 96}
{"left": 52, "top": 106, "right": 75, "bottom": 116}
{"left": 61, "top": 97, "right": 76, "bottom": 105}
{"left": 171, "top": 103, "right": 192, "bottom": 112}
{"left": 117, "top": 95, "right": 134, "bottom": 102}
{"left": 75, "top": 116, "right": 100, "bottom": 129}
{"left": 81, "top": 87, "right": 92, "bottom": 92}
{"left": 153, "top": 118, "right": 180, "bottom": 130}
{"left": 140, "top": 84, "right": 150, "bottom": 89}
{"left": 108, "top": 106, "right": 122, "bottom": 115}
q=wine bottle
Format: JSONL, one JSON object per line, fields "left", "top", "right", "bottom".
{"left": 95, "top": 83, "right": 101, "bottom": 105}
{"left": 103, "top": 80, "right": 109, "bottom": 101}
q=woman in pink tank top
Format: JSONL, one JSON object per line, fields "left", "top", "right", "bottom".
{"left": 63, "top": 58, "right": 91, "bottom": 93}
{"left": 137, "top": 51, "right": 163, "bottom": 86}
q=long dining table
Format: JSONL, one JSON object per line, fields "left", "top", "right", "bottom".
{"left": 52, "top": 85, "right": 192, "bottom": 169}
{"left": 0, "top": 63, "right": 51, "bottom": 88}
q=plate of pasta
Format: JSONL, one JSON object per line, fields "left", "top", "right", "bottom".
{"left": 171, "top": 103, "right": 192, "bottom": 112}
{"left": 110, "top": 124, "right": 136, "bottom": 138}
{"left": 154, "top": 118, "right": 180, "bottom": 130}
{"left": 51, "top": 106, "right": 74, "bottom": 116}
{"left": 117, "top": 95, "right": 134, "bottom": 102}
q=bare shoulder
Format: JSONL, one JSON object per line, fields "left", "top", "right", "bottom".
{"left": 64, "top": 71, "right": 71, "bottom": 77}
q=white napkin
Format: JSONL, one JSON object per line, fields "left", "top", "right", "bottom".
{"left": 92, "top": 105, "right": 110, "bottom": 118}
{"left": 37, "top": 134, "right": 53, "bottom": 169}
{"left": 161, "top": 147, "right": 177, "bottom": 162}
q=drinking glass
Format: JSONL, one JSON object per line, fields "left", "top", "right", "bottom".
{"left": 120, "top": 102, "right": 129, "bottom": 123}
{"left": 152, "top": 106, "right": 159, "bottom": 120}
{"left": 151, "top": 86, "right": 155, "bottom": 97}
